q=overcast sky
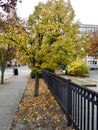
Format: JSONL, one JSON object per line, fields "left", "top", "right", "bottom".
{"left": 17, "top": 0, "right": 98, "bottom": 25}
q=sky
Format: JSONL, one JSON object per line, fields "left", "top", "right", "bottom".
{"left": 17, "top": 0, "right": 98, "bottom": 25}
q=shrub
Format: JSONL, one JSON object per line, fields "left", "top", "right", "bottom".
{"left": 66, "top": 59, "right": 90, "bottom": 76}
{"left": 30, "top": 71, "right": 42, "bottom": 78}
{"left": 30, "top": 71, "right": 35, "bottom": 78}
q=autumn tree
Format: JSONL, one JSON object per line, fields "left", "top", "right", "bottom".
{"left": 0, "top": 18, "right": 17, "bottom": 84}
{"left": 0, "top": 0, "right": 22, "bottom": 84}
{"left": 89, "top": 31, "right": 98, "bottom": 58}
{"left": 0, "top": 39, "right": 16, "bottom": 84}
{"left": 12, "top": 0, "right": 89, "bottom": 96}
{"left": 0, "top": 0, "right": 19, "bottom": 13}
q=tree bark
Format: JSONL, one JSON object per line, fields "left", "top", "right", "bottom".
{"left": 1, "top": 69, "right": 4, "bottom": 84}
{"left": 0, "top": 44, "right": 10, "bottom": 84}
{"left": 33, "top": 72, "right": 39, "bottom": 97}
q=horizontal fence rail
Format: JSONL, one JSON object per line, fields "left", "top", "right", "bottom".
{"left": 42, "top": 70, "right": 98, "bottom": 130}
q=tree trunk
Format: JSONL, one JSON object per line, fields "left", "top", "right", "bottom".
{"left": 1, "top": 69, "right": 4, "bottom": 84}
{"left": 33, "top": 72, "right": 39, "bottom": 97}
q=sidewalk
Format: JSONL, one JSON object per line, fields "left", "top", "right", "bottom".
{"left": 0, "top": 74, "right": 29, "bottom": 130}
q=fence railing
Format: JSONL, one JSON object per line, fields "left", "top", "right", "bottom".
{"left": 42, "top": 70, "right": 98, "bottom": 130}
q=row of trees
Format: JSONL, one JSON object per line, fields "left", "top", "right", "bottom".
{"left": 0, "top": 0, "right": 90, "bottom": 96}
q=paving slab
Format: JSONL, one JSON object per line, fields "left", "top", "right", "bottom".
{"left": 0, "top": 74, "right": 29, "bottom": 130}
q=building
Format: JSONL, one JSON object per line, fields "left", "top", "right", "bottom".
{"left": 79, "top": 24, "right": 98, "bottom": 34}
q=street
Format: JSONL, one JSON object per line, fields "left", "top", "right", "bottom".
{"left": 0, "top": 66, "right": 31, "bottom": 80}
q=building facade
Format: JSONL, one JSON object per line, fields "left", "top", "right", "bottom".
{"left": 79, "top": 24, "right": 98, "bottom": 34}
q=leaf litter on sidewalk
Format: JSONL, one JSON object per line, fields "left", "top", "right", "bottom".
{"left": 10, "top": 77, "right": 72, "bottom": 130}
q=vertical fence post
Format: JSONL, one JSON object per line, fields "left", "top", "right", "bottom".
{"left": 43, "top": 70, "right": 98, "bottom": 130}
{"left": 67, "top": 79, "right": 72, "bottom": 127}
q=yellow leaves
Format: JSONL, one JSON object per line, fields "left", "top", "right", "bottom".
{"left": 24, "top": 0, "right": 84, "bottom": 73}
{"left": 67, "top": 58, "right": 90, "bottom": 76}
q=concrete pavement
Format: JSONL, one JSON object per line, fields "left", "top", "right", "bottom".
{"left": 78, "top": 70, "right": 98, "bottom": 92}
{"left": 0, "top": 68, "right": 30, "bottom": 130}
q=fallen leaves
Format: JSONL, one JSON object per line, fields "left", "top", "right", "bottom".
{"left": 10, "top": 77, "right": 69, "bottom": 130}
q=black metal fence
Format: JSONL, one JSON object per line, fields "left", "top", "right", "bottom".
{"left": 42, "top": 70, "right": 98, "bottom": 130}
